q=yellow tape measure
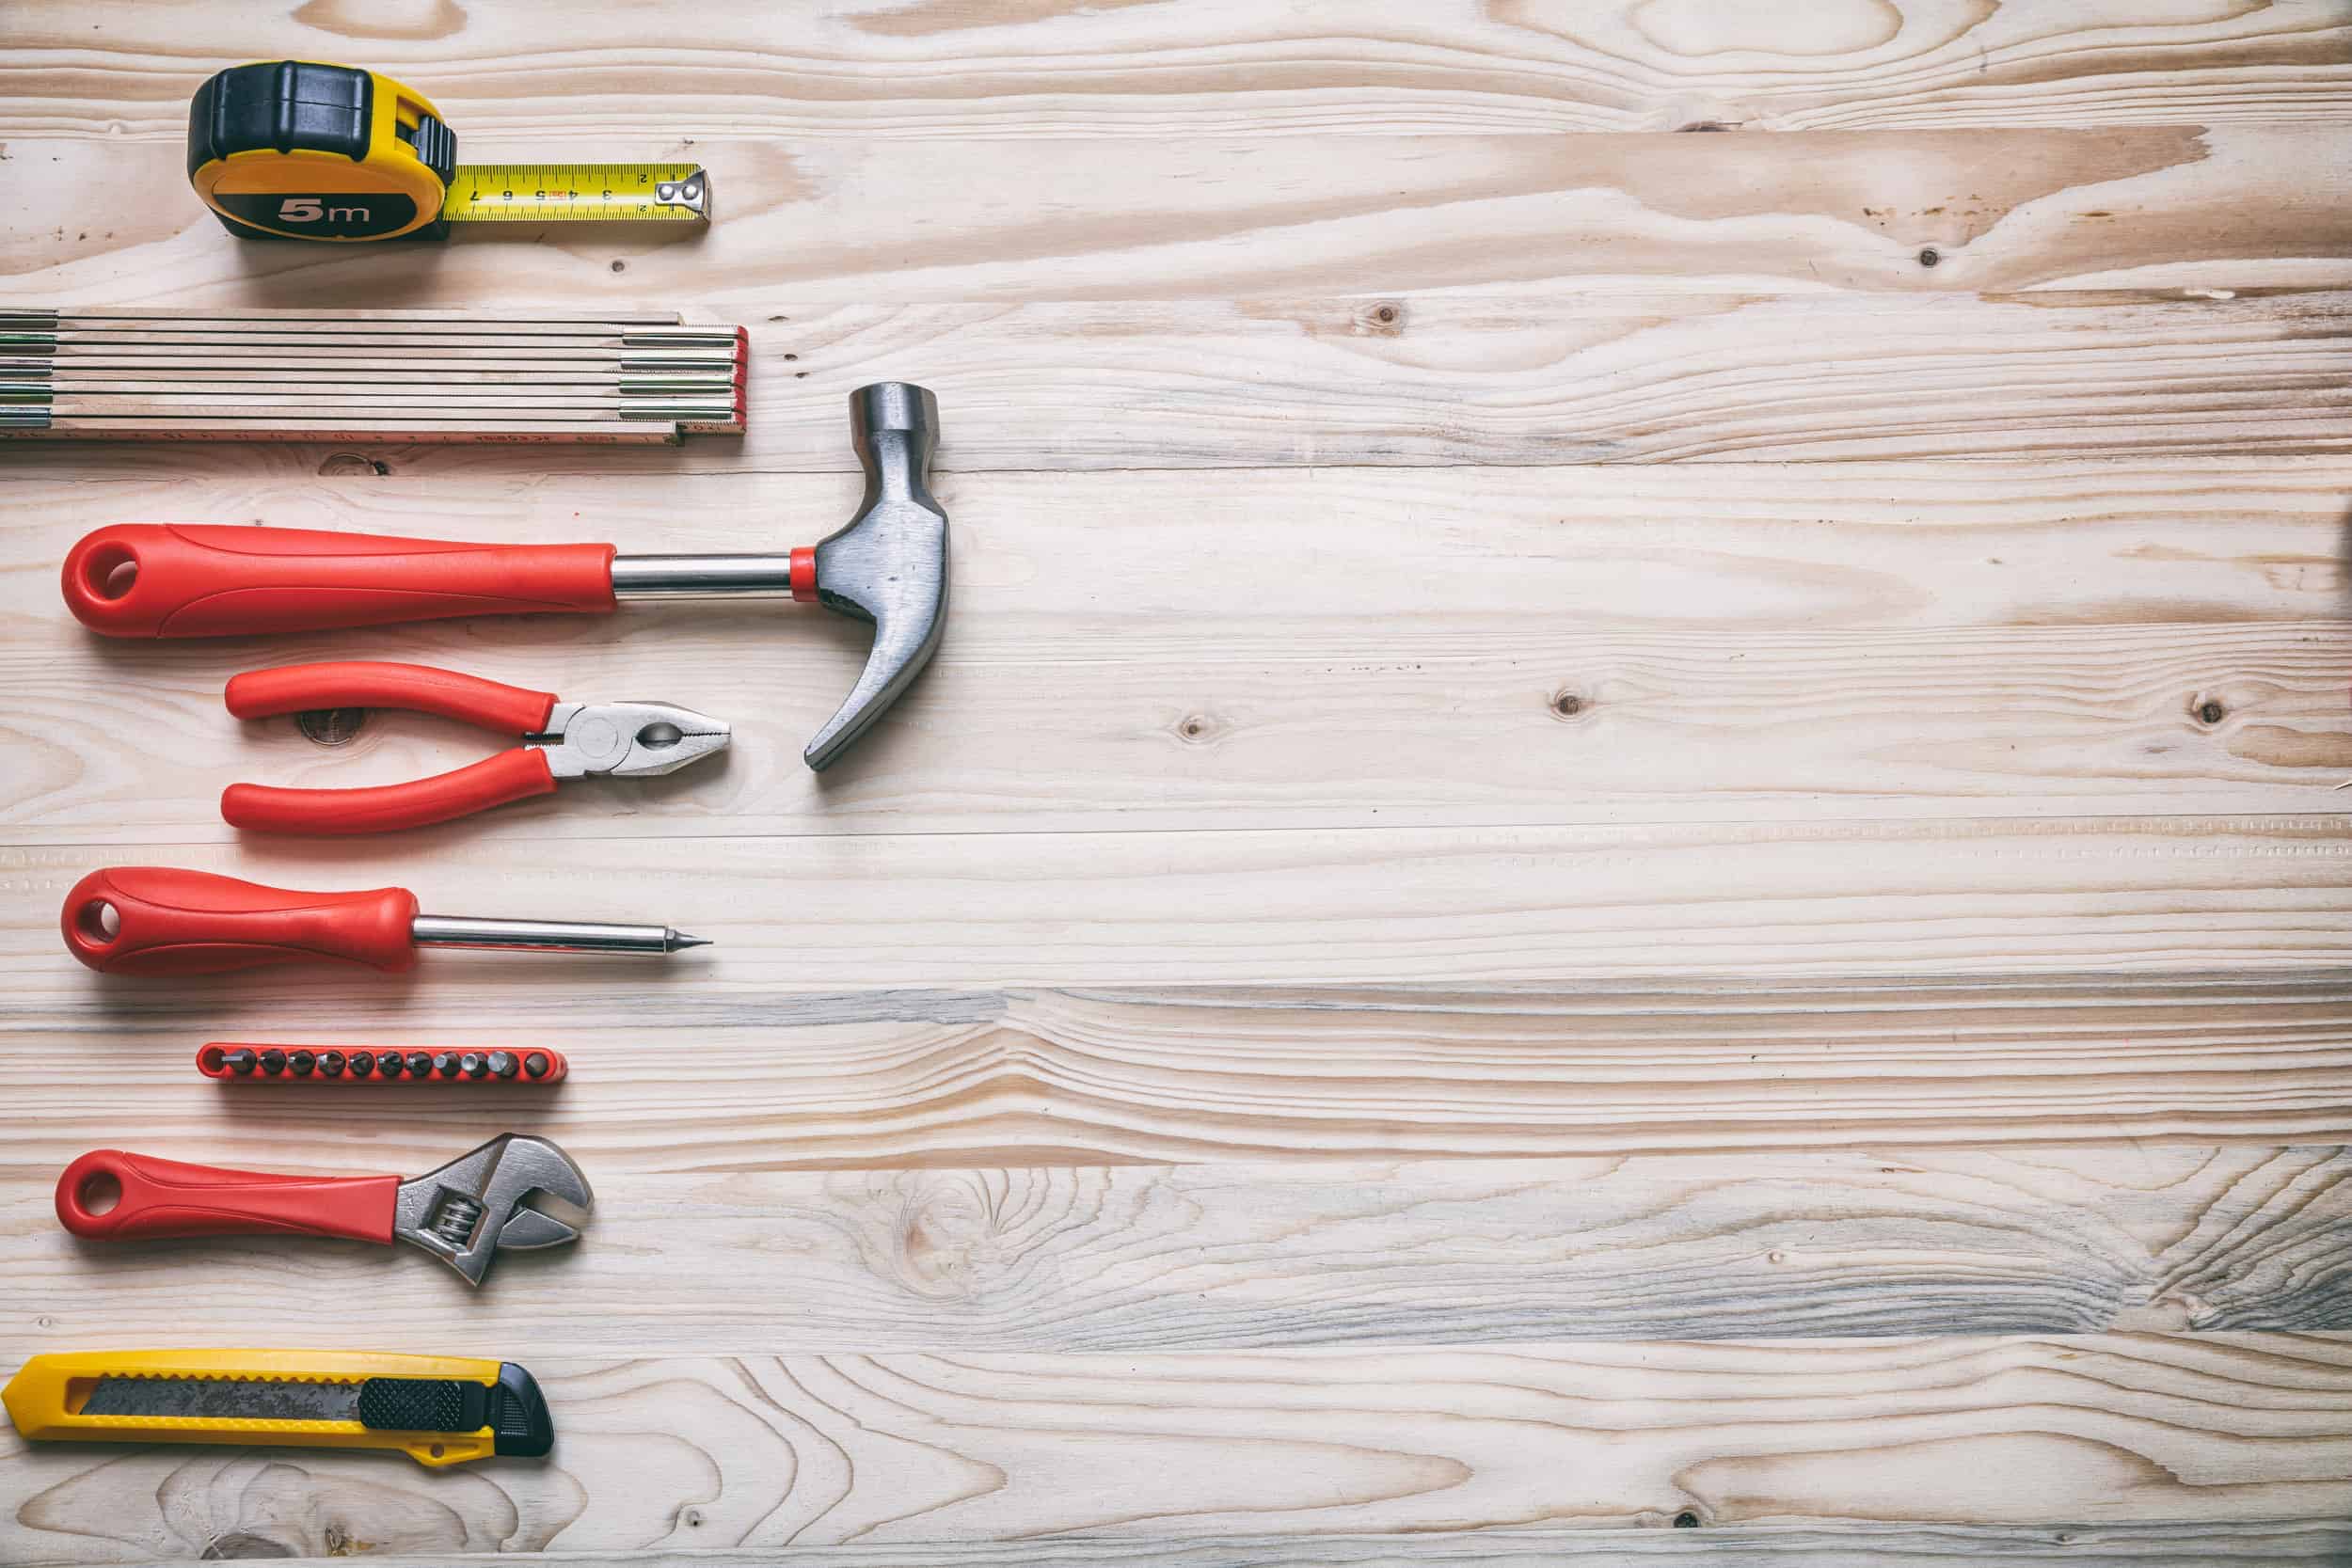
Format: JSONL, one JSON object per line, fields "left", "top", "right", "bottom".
{"left": 188, "top": 60, "right": 709, "bottom": 242}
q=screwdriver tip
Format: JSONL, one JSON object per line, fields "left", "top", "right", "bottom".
{"left": 668, "top": 932, "right": 713, "bottom": 952}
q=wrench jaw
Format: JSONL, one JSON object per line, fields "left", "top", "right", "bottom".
{"left": 391, "top": 1133, "right": 594, "bottom": 1287}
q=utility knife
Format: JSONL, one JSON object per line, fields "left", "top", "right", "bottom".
{"left": 5, "top": 1349, "right": 552, "bottom": 1465}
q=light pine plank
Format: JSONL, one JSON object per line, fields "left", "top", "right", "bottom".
{"left": 12, "top": 454, "right": 2348, "bottom": 638}
{"left": 8, "top": 1148, "right": 2349, "bottom": 1355}
{"left": 2, "top": 293, "right": 2346, "bottom": 481}
{"left": 8, "top": 812, "right": 2352, "bottom": 1014}
{"left": 4, "top": 1336, "right": 2350, "bottom": 1561}
{"left": 199, "top": 1522, "right": 2352, "bottom": 1568}
{"left": 8, "top": 974, "right": 2352, "bottom": 1172}
{"left": 3, "top": 11, "right": 2348, "bottom": 1567}
{"left": 5, "top": 460, "right": 2345, "bottom": 841}
{"left": 15, "top": 620, "right": 2346, "bottom": 840}
{"left": 4, "top": 1, "right": 2348, "bottom": 138}
{"left": 6, "top": 129, "right": 2350, "bottom": 306}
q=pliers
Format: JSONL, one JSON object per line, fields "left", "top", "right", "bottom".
{"left": 222, "top": 660, "right": 729, "bottom": 834}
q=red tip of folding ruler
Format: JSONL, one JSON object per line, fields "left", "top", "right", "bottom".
{"left": 734, "top": 326, "right": 749, "bottom": 425}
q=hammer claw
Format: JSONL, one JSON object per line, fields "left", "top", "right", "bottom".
{"left": 803, "top": 383, "right": 949, "bottom": 770}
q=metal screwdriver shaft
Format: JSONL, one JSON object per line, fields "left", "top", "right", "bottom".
{"left": 409, "top": 914, "right": 708, "bottom": 955}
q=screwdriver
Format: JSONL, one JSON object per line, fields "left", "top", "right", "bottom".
{"left": 62, "top": 866, "right": 707, "bottom": 977}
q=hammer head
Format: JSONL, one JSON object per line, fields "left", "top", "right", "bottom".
{"left": 805, "top": 382, "right": 948, "bottom": 770}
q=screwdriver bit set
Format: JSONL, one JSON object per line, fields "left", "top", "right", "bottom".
{"left": 199, "top": 1044, "right": 568, "bottom": 1084}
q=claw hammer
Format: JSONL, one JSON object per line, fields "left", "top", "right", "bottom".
{"left": 61, "top": 383, "right": 948, "bottom": 769}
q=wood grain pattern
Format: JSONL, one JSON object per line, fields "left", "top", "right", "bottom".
{"left": 5, "top": 1, "right": 2348, "bottom": 137}
{"left": 3, "top": 292, "right": 2345, "bottom": 480}
{"left": 205, "top": 1521, "right": 2352, "bottom": 1567}
{"left": 8, "top": 973, "right": 2352, "bottom": 1172}
{"left": 6, "top": 7, "right": 2351, "bottom": 1559}
{"left": 7, "top": 127, "right": 2351, "bottom": 305}
{"left": 8, "top": 1146, "right": 2350, "bottom": 1354}
{"left": 6, "top": 459, "right": 2346, "bottom": 842}
{"left": 8, "top": 813, "right": 2352, "bottom": 1012}
{"left": 23, "top": 619, "right": 2347, "bottom": 837}
{"left": 5, "top": 1336, "right": 2350, "bottom": 1561}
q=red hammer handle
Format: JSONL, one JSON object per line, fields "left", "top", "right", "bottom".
{"left": 62, "top": 524, "right": 617, "bottom": 638}
{"left": 62, "top": 866, "right": 420, "bottom": 976}
{"left": 56, "top": 1148, "right": 397, "bottom": 1243}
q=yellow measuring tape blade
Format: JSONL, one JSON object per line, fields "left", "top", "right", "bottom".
{"left": 439, "top": 164, "right": 709, "bottom": 225}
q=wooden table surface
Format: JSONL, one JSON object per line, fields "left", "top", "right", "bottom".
{"left": 3, "top": 4, "right": 2351, "bottom": 1563}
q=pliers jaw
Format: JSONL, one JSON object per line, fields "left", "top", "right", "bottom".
{"left": 532, "top": 701, "right": 732, "bottom": 781}
{"left": 392, "top": 1133, "right": 594, "bottom": 1287}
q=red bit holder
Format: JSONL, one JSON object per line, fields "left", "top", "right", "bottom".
{"left": 199, "top": 1043, "right": 567, "bottom": 1085}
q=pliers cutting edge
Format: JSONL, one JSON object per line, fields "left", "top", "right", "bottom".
{"left": 223, "top": 660, "right": 729, "bottom": 834}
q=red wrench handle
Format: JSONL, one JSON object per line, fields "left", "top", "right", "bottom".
{"left": 224, "top": 750, "right": 558, "bottom": 834}
{"left": 62, "top": 524, "right": 617, "bottom": 638}
{"left": 62, "top": 866, "right": 420, "bottom": 975}
{"left": 56, "top": 1149, "right": 397, "bottom": 1243}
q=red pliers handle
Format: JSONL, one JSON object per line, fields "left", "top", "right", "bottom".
{"left": 223, "top": 663, "right": 563, "bottom": 835}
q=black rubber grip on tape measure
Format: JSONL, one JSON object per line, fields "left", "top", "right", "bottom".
{"left": 188, "top": 62, "right": 373, "bottom": 178}
{"left": 405, "top": 113, "right": 457, "bottom": 187}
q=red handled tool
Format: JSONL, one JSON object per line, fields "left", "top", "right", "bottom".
{"left": 64, "top": 524, "right": 624, "bottom": 635}
{"left": 224, "top": 660, "right": 728, "bottom": 833}
{"left": 200, "top": 1043, "right": 567, "bottom": 1083}
{"left": 63, "top": 865, "right": 707, "bottom": 976}
{"left": 56, "top": 380, "right": 946, "bottom": 772}
{"left": 55, "top": 1133, "right": 591, "bottom": 1286}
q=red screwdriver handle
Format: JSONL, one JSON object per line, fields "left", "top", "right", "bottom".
{"left": 227, "top": 661, "right": 560, "bottom": 733}
{"left": 224, "top": 750, "right": 558, "bottom": 834}
{"left": 62, "top": 524, "right": 617, "bottom": 638}
{"left": 62, "top": 866, "right": 420, "bottom": 976}
{"left": 56, "top": 1148, "right": 398, "bottom": 1243}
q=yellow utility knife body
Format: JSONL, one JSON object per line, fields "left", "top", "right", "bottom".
{"left": 188, "top": 60, "right": 707, "bottom": 241}
{"left": 5, "top": 1350, "right": 552, "bottom": 1465}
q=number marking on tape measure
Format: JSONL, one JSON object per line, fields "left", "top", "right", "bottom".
{"left": 441, "top": 165, "right": 709, "bottom": 224}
